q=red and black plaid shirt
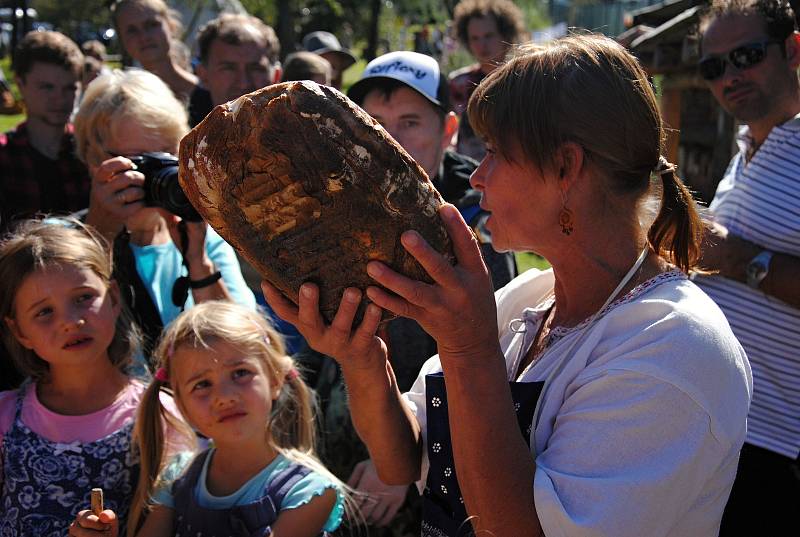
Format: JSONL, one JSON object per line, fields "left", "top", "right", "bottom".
{"left": 0, "top": 122, "right": 91, "bottom": 232}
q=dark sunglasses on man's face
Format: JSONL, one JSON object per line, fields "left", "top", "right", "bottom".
{"left": 699, "top": 40, "right": 782, "bottom": 81}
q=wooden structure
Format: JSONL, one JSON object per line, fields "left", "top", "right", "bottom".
{"left": 619, "top": 0, "right": 736, "bottom": 204}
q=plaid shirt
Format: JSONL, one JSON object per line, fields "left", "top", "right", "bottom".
{"left": 0, "top": 122, "right": 91, "bottom": 232}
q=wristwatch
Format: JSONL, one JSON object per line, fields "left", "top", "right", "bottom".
{"left": 746, "top": 250, "right": 773, "bottom": 289}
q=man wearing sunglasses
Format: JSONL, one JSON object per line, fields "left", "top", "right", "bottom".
{"left": 695, "top": 1, "right": 800, "bottom": 535}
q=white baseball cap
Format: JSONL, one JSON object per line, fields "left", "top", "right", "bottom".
{"left": 347, "top": 51, "right": 450, "bottom": 111}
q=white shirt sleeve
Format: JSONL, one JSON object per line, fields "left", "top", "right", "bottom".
{"left": 534, "top": 369, "right": 733, "bottom": 537}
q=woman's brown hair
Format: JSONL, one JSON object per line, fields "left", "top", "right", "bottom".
{"left": 468, "top": 33, "right": 703, "bottom": 272}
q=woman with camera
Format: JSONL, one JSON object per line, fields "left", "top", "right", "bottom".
{"left": 78, "top": 69, "right": 255, "bottom": 360}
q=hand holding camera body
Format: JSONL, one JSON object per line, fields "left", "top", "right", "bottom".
{"left": 128, "top": 152, "right": 202, "bottom": 222}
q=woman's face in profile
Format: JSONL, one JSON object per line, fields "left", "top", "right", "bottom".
{"left": 117, "top": 3, "right": 172, "bottom": 66}
{"left": 469, "top": 144, "right": 561, "bottom": 254}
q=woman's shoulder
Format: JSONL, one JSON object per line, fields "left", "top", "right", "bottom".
{"left": 583, "top": 274, "right": 751, "bottom": 431}
{"left": 604, "top": 272, "right": 737, "bottom": 343}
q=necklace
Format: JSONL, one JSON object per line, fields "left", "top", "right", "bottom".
{"left": 518, "top": 304, "right": 555, "bottom": 378}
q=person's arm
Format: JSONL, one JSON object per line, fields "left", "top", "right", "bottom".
{"left": 201, "top": 227, "right": 257, "bottom": 309}
{"left": 365, "top": 204, "right": 544, "bottom": 536}
{"left": 701, "top": 221, "right": 800, "bottom": 308}
{"left": 348, "top": 458, "right": 409, "bottom": 527}
{"left": 270, "top": 488, "right": 337, "bottom": 537}
{"left": 261, "top": 281, "right": 422, "bottom": 485}
{"left": 163, "top": 216, "right": 233, "bottom": 304}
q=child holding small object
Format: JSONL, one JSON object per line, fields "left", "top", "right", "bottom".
{"left": 72, "top": 301, "right": 351, "bottom": 537}
{"left": 0, "top": 218, "right": 188, "bottom": 536}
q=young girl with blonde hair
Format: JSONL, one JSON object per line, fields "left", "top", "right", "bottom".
{"left": 73, "top": 301, "right": 351, "bottom": 537}
{"left": 0, "top": 218, "right": 185, "bottom": 536}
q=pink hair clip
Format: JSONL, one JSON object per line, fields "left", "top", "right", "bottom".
{"left": 285, "top": 368, "right": 300, "bottom": 381}
{"left": 154, "top": 367, "right": 169, "bottom": 383}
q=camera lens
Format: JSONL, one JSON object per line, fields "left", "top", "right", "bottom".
{"left": 136, "top": 152, "right": 203, "bottom": 222}
{"left": 148, "top": 166, "right": 203, "bottom": 222}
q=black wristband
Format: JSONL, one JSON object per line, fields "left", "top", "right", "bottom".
{"left": 188, "top": 271, "right": 222, "bottom": 289}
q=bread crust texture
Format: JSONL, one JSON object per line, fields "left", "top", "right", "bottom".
{"left": 179, "top": 81, "right": 454, "bottom": 323}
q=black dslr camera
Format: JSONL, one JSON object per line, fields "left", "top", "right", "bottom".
{"left": 127, "top": 152, "right": 202, "bottom": 222}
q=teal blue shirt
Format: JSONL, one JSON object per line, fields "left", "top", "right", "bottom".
{"left": 154, "top": 451, "right": 344, "bottom": 532}
{"left": 130, "top": 226, "right": 256, "bottom": 327}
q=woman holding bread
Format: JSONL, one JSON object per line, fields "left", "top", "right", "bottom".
{"left": 263, "top": 34, "right": 753, "bottom": 537}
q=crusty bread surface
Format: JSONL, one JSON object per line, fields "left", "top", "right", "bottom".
{"left": 179, "top": 81, "right": 454, "bottom": 323}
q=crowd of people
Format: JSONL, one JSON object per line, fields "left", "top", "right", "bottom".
{"left": 0, "top": 0, "right": 797, "bottom": 536}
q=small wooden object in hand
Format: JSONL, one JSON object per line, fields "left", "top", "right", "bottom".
{"left": 91, "top": 488, "right": 103, "bottom": 516}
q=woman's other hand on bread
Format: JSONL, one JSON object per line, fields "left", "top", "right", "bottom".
{"left": 261, "top": 280, "right": 388, "bottom": 375}
{"left": 365, "top": 204, "right": 500, "bottom": 366}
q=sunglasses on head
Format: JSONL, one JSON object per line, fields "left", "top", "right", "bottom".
{"left": 698, "top": 40, "right": 782, "bottom": 81}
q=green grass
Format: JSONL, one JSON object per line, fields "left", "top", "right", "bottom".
{"left": 0, "top": 56, "right": 22, "bottom": 132}
{"left": 516, "top": 252, "right": 550, "bottom": 273}
{"left": 0, "top": 113, "right": 22, "bottom": 132}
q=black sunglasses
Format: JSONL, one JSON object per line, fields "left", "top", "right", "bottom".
{"left": 699, "top": 40, "right": 782, "bottom": 81}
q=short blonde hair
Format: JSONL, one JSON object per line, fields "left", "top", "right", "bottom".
{"left": 74, "top": 69, "right": 189, "bottom": 167}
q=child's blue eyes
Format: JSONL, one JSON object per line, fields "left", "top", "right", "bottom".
{"left": 192, "top": 380, "right": 211, "bottom": 391}
{"left": 191, "top": 369, "right": 254, "bottom": 392}
{"left": 233, "top": 368, "right": 252, "bottom": 379}
{"left": 32, "top": 294, "right": 97, "bottom": 319}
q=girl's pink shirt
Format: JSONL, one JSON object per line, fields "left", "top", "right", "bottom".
{"left": 0, "top": 380, "right": 180, "bottom": 444}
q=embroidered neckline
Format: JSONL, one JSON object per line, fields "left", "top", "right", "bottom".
{"left": 545, "top": 269, "right": 686, "bottom": 347}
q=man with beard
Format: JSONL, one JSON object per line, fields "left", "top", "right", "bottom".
{"left": 0, "top": 31, "right": 88, "bottom": 232}
{"left": 695, "top": 1, "right": 800, "bottom": 534}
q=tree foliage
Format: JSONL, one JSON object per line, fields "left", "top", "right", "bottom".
{"left": 32, "top": 0, "right": 113, "bottom": 43}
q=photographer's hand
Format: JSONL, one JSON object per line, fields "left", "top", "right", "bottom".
{"left": 85, "top": 157, "right": 145, "bottom": 244}
{"left": 163, "top": 214, "right": 232, "bottom": 303}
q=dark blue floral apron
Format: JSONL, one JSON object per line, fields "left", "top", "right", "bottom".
{"left": 421, "top": 371, "right": 544, "bottom": 537}
{"left": 0, "top": 385, "right": 139, "bottom": 537}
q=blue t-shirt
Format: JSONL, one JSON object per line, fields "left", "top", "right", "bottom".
{"left": 154, "top": 451, "right": 344, "bottom": 532}
{"left": 130, "top": 226, "right": 256, "bottom": 327}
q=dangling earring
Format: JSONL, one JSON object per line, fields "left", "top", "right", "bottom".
{"left": 559, "top": 191, "right": 573, "bottom": 236}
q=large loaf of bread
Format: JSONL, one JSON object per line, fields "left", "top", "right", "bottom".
{"left": 179, "top": 81, "right": 454, "bottom": 323}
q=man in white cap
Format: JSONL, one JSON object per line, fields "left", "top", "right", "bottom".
{"left": 302, "top": 30, "right": 356, "bottom": 89}
{"left": 293, "top": 50, "right": 517, "bottom": 535}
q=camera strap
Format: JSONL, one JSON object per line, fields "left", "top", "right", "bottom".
{"left": 113, "top": 230, "right": 164, "bottom": 362}
{"left": 171, "top": 221, "right": 192, "bottom": 311}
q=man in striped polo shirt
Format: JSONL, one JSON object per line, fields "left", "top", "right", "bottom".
{"left": 697, "top": 1, "right": 800, "bottom": 534}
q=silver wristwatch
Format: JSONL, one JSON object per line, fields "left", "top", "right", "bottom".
{"left": 746, "top": 250, "right": 773, "bottom": 289}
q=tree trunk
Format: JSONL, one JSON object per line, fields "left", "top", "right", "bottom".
{"left": 365, "top": 0, "right": 381, "bottom": 61}
{"left": 276, "top": 0, "right": 294, "bottom": 60}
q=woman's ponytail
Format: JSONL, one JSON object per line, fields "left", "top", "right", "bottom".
{"left": 647, "top": 156, "right": 704, "bottom": 273}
